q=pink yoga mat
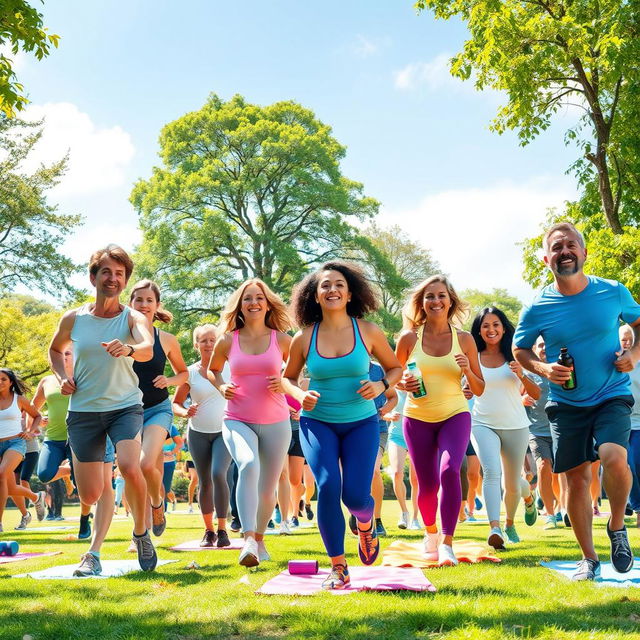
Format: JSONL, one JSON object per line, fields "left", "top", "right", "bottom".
{"left": 256, "top": 566, "right": 436, "bottom": 595}
{"left": 0, "top": 551, "right": 62, "bottom": 565}
{"left": 170, "top": 539, "right": 244, "bottom": 551}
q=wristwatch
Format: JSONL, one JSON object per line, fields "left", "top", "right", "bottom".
{"left": 125, "top": 344, "right": 135, "bottom": 357}
{"left": 381, "top": 377, "right": 390, "bottom": 390}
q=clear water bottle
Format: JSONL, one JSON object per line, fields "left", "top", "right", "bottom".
{"left": 407, "top": 361, "right": 427, "bottom": 398}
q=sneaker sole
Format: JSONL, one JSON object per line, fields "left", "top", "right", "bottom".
{"left": 239, "top": 553, "right": 259, "bottom": 568}
{"left": 488, "top": 533, "right": 505, "bottom": 550}
{"left": 322, "top": 579, "right": 350, "bottom": 590}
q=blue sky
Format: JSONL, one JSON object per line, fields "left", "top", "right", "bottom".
{"left": 11, "top": 0, "right": 580, "bottom": 300}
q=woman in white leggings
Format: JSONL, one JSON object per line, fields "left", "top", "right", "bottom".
{"left": 470, "top": 307, "right": 540, "bottom": 549}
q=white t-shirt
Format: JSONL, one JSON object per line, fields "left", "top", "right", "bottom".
{"left": 186, "top": 362, "right": 228, "bottom": 433}
{"left": 472, "top": 363, "right": 530, "bottom": 430}
{"left": 629, "top": 364, "right": 640, "bottom": 431}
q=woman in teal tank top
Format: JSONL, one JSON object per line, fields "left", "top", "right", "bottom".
{"left": 284, "top": 261, "right": 402, "bottom": 590}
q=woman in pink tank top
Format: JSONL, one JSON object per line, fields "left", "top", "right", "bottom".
{"left": 208, "top": 278, "right": 293, "bottom": 568}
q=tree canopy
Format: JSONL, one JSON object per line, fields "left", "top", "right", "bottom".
{"left": 461, "top": 287, "right": 523, "bottom": 329}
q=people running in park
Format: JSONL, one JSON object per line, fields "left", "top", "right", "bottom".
{"left": 48, "top": 244, "right": 157, "bottom": 575}
{"left": 283, "top": 261, "right": 402, "bottom": 589}
{"left": 396, "top": 275, "right": 484, "bottom": 565}
{"left": 130, "top": 279, "right": 188, "bottom": 539}
{"left": 209, "top": 280, "right": 293, "bottom": 567}
{"left": 514, "top": 221, "right": 640, "bottom": 580}
{"left": 173, "top": 324, "right": 232, "bottom": 548}
{"left": 470, "top": 306, "right": 539, "bottom": 550}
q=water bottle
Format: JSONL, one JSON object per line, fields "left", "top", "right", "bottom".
{"left": 557, "top": 347, "right": 577, "bottom": 391}
{"left": 407, "top": 361, "right": 427, "bottom": 398}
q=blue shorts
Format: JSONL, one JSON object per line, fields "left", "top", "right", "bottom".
{"left": 0, "top": 436, "right": 26, "bottom": 458}
{"left": 143, "top": 397, "right": 173, "bottom": 433}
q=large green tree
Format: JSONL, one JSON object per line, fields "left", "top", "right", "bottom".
{"left": 0, "top": 0, "right": 59, "bottom": 117}
{"left": 131, "top": 94, "right": 379, "bottom": 325}
{"left": 0, "top": 117, "right": 81, "bottom": 295}
{"left": 416, "top": 0, "right": 640, "bottom": 235}
{"left": 461, "top": 287, "right": 523, "bottom": 329}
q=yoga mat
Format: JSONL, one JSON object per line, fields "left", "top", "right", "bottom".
{"left": 27, "top": 526, "right": 75, "bottom": 532}
{"left": 256, "top": 565, "right": 435, "bottom": 595}
{"left": 0, "top": 551, "right": 61, "bottom": 565}
{"left": 541, "top": 559, "right": 640, "bottom": 588}
{"left": 13, "top": 558, "right": 177, "bottom": 579}
{"left": 382, "top": 539, "right": 501, "bottom": 568}
{"left": 170, "top": 539, "right": 244, "bottom": 551}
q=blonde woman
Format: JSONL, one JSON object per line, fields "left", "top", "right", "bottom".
{"left": 208, "top": 279, "right": 292, "bottom": 567}
{"left": 396, "top": 275, "right": 484, "bottom": 565}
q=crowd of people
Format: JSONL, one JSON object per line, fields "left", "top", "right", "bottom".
{"left": 0, "top": 221, "right": 638, "bottom": 587}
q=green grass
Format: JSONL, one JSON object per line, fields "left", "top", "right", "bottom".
{"left": 1, "top": 501, "right": 639, "bottom": 640}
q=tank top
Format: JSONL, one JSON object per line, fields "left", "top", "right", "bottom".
{"left": 133, "top": 327, "right": 169, "bottom": 409}
{"left": 187, "top": 361, "right": 228, "bottom": 433}
{"left": 42, "top": 376, "right": 69, "bottom": 441}
{"left": 302, "top": 317, "right": 376, "bottom": 423}
{"left": 70, "top": 304, "right": 142, "bottom": 412}
{"left": 472, "top": 361, "right": 530, "bottom": 430}
{"left": 0, "top": 393, "right": 22, "bottom": 439}
{"left": 403, "top": 324, "right": 469, "bottom": 423}
{"left": 224, "top": 330, "right": 289, "bottom": 424}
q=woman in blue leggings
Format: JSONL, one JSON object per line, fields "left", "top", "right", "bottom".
{"left": 284, "top": 261, "right": 401, "bottom": 589}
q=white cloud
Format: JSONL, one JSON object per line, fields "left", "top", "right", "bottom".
{"left": 20, "top": 102, "right": 135, "bottom": 197}
{"left": 393, "top": 53, "right": 462, "bottom": 91}
{"left": 378, "top": 178, "right": 578, "bottom": 300}
{"left": 352, "top": 34, "right": 391, "bottom": 59}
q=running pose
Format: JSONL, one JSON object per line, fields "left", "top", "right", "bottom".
{"left": 174, "top": 324, "right": 232, "bottom": 548}
{"left": 514, "top": 222, "right": 640, "bottom": 580}
{"left": 396, "top": 275, "right": 484, "bottom": 565}
{"left": 209, "top": 280, "right": 292, "bottom": 567}
{"left": 130, "top": 279, "right": 188, "bottom": 538}
{"left": 283, "top": 261, "right": 402, "bottom": 589}
{"left": 48, "top": 244, "right": 157, "bottom": 573}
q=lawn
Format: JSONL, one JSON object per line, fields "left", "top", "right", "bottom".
{"left": 1, "top": 501, "right": 639, "bottom": 640}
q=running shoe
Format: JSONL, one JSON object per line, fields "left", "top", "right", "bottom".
{"left": 524, "top": 497, "right": 538, "bottom": 526}
{"left": 398, "top": 512, "right": 409, "bottom": 530}
{"left": 572, "top": 558, "right": 601, "bottom": 581}
{"left": 438, "top": 543, "right": 458, "bottom": 566}
{"left": 505, "top": 524, "right": 520, "bottom": 544}
{"left": 607, "top": 519, "right": 634, "bottom": 573}
{"left": 216, "top": 530, "right": 231, "bottom": 548}
{"left": 423, "top": 531, "right": 439, "bottom": 558}
{"left": 15, "top": 511, "right": 32, "bottom": 530}
{"left": 348, "top": 514, "right": 358, "bottom": 536}
{"left": 230, "top": 516, "right": 241, "bottom": 533}
{"left": 78, "top": 515, "right": 92, "bottom": 540}
{"left": 274, "top": 505, "right": 282, "bottom": 525}
{"left": 593, "top": 505, "right": 601, "bottom": 517}
{"left": 151, "top": 503, "right": 166, "bottom": 537}
{"left": 279, "top": 521, "right": 291, "bottom": 535}
{"left": 73, "top": 553, "right": 102, "bottom": 577}
{"left": 133, "top": 531, "right": 158, "bottom": 571}
{"left": 53, "top": 515, "right": 65, "bottom": 521}
{"left": 33, "top": 491, "right": 46, "bottom": 521}
{"left": 290, "top": 516, "right": 299, "bottom": 528}
{"left": 239, "top": 537, "right": 259, "bottom": 567}
{"left": 188, "top": 505, "right": 194, "bottom": 514}
{"left": 45, "top": 511, "right": 56, "bottom": 521}
{"left": 127, "top": 539, "right": 137, "bottom": 553}
{"left": 322, "top": 564, "right": 350, "bottom": 590}
{"left": 555, "top": 512, "right": 562, "bottom": 523}
{"left": 543, "top": 515, "right": 557, "bottom": 530}
{"left": 488, "top": 527, "right": 505, "bottom": 550}
{"left": 409, "top": 518, "right": 421, "bottom": 530}
{"left": 357, "top": 520, "right": 380, "bottom": 565}
{"left": 200, "top": 529, "right": 217, "bottom": 547}
{"left": 475, "top": 497, "right": 483, "bottom": 511}
{"left": 257, "top": 540, "right": 270, "bottom": 562}
{"left": 267, "top": 519, "right": 275, "bottom": 530}
{"left": 305, "top": 503, "right": 314, "bottom": 520}
{"left": 375, "top": 518, "right": 387, "bottom": 537}
{"left": 563, "top": 513, "right": 572, "bottom": 528}
{"left": 536, "top": 491, "right": 544, "bottom": 511}
{"left": 298, "top": 499, "right": 305, "bottom": 517}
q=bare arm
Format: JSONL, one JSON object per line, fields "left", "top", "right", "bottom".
{"left": 48, "top": 310, "right": 77, "bottom": 395}
{"left": 282, "top": 330, "right": 320, "bottom": 411}
{"left": 356, "top": 321, "right": 402, "bottom": 400}
{"left": 208, "top": 334, "right": 236, "bottom": 399}
{"left": 154, "top": 332, "right": 189, "bottom": 389}
{"left": 513, "top": 346, "right": 573, "bottom": 386}
{"left": 18, "top": 395, "right": 42, "bottom": 435}
{"left": 125, "top": 309, "right": 154, "bottom": 362}
{"left": 172, "top": 382, "right": 195, "bottom": 419}
{"left": 457, "top": 332, "right": 485, "bottom": 396}
{"left": 395, "top": 330, "right": 419, "bottom": 393}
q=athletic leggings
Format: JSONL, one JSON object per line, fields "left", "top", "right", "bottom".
{"left": 403, "top": 413, "right": 471, "bottom": 536}
{"left": 628, "top": 430, "right": 640, "bottom": 513}
{"left": 471, "top": 425, "right": 530, "bottom": 523}
{"left": 187, "top": 428, "right": 232, "bottom": 519}
{"left": 37, "top": 440, "right": 71, "bottom": 483}
{"left": 49, "top": 478, "right": 65, "bottom": 517}
{"left": 162, "top": 461, "right": 176, "bottom": 508}
{"left": 222, "top": 419, "right": 290, "bottom": 534}
{"left": 300, "top": 415, "right": 379, "bottom": 558}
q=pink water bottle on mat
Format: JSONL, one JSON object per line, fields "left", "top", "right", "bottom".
{"left": 288, "top": 560, "right": 319, "bottom": 575}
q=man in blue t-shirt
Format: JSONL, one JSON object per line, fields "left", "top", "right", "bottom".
{"left": 514, "top": 222, "right": 640, "bottom": 582}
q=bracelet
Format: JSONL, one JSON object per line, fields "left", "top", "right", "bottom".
{"left": 126, "top": 344, "right": 135, "bottom": 357}
{"left": 381, "top": 377, "right": 390, "bottom": 390}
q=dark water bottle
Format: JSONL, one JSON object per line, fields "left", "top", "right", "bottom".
{"left": 558, "top": 347, "right": 577, "bottom": 390}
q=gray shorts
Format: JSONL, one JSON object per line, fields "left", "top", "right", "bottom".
{"left": 378, "top": 430, "right": 389, "bottom": 456}
{"left": 529, "top": 434, "right": 554, "bottom": 463}
{"left": 67, "top": 404, "right": 143, "bottom": 463}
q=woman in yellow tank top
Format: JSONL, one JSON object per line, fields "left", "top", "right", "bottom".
{"left": 396, "top": 275, "right": 484, "bottom": 566}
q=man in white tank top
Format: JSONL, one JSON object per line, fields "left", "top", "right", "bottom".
{"left": 49, "top": 244, "right": 156, "bottom": 576}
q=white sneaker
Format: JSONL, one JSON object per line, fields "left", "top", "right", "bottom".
{"left": 188, "top": 505, "right": 194, "bottom": 514}
{"left": 487, "top": 526, "right": 505, "bottom": 550}
{"left": 279, "top": 521, "right": 291, "bottom": 536}
{"left": 423, "top": 531, "right": 439, "bottom": 558}
{"left": 257, "top": 540, "right": 270, "bottom": 562}
{"left": 239, "top": 537, "right": 259, "bottom": 567}
{"left": 397, "top": 512, "right": 409, "bottom": 530}
{"left": 409, "top": 518, "right": 421, "bottom": 530}
{"left": 438, "top": 543, "right": 458, "bottom": 566}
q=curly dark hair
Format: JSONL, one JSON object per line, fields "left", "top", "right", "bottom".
{"left": 291, "top": 261, "right": 379, "bottom": 327}
{"left": 0, "top": 368, "right": 29, "bottom": 395}
{"left": 470, "top": 307, "right": 515, "bottom": 362}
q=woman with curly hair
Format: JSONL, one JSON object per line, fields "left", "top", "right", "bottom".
{"left": 395, "top": 275, "right": 484, "bottom": 566}
{"left": 283, "top": 261, "right": 402, "bottom": 590}
{"left": 208, "top": 279, "right": 292, "bottom": 567}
